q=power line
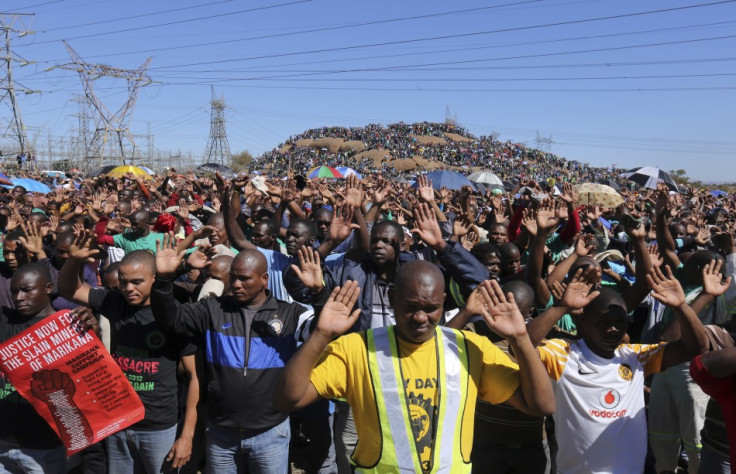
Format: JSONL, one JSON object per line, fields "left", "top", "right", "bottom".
{"left": 153, "top": 19, "right": 736, "bottom": 75}
{"left": 40, "top": 0, "right": 235, "bottom": 33}
{"left": 149, "top": 0, "right": 736, "bottom": 70}
{"left": 153, "top": 33, "right": 736, "bottom": 84}
{"left": 31, "top": 0, "right": 311, "bottom": 45}
{"left": 72, "top": 0, "right": 542, "bottom": 60}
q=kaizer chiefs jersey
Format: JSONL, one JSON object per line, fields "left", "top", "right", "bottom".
{"left": 538, "top": 339, "right": 667, "bottom": 474}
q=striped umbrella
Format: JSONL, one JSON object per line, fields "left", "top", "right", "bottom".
{"left": 308, "top": 166, "right": 343, "bottom": 179}
{"left": 620, "top": 166, "right": 678, "bottom": 192}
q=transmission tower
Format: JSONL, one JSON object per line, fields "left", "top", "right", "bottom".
{"left": 535, "top": 131, "right": 555, "bottom": 153}
{"left": 203, "top": 86, "right": 232, "bottom": 165}
{"left": 0, "top": 13, "right": 38, "bottom": 163}
{"left": 48, "top": 40, "right": 152, "bottom": 169}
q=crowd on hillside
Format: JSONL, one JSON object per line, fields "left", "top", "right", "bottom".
{"left": 0, "top": 130, "right": 735, "bottom": 474}
{"left": 259, "top": 121, "right": 627, "bottom": 187}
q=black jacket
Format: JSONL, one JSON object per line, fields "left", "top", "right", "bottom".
{"left": 151, "top": 280, "right": 311, "bottom": 430}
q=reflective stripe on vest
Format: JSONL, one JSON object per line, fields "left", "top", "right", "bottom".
{"left": 359, "top": 326, "right": 470, "bottom": 474}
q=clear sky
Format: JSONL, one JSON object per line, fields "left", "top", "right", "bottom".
{"left": 2, "top": 0, "right": 735, "bottom": 181}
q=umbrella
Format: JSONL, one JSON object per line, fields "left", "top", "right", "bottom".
{"left": 89, "top": 165, "right": 117, "bottom": 177}
{"left": 573, "top": 183, "right": 624, "bottom": 209}
{"left": 411, "top": 170, "right": 476, "bottom": 191}
{"left": 41, "top": 170, "right": 66, "bottom": 178}
{"left": 5, "top": 178, "right": 52, "bottom": 194}
{"left": 603, "top": 180, "right": 622, "bottom": 191}
{"left": 711, "top": 190, "right": 728, "bottom": 197}
{"left": 620, "top": 166, "right": 678, "bottom": 192}
{"left": 107, "top": 165, "right": 152, "bottom": 179}
{"left": 0, "top": 173, "right": 12, "bottom": 186}
{"left": 336, "top": 167, "right": 362, "bottom": 179}
{"left": 467, "top": 171, "right": 503, "bottom": 187}
{"left": 196, "top": 163, "right": 236, "bottom": 178}
{"left": 307, "top": 166, "right": 343, "bottom": 179}
{"left": 139, "top": 166, "right": 155, "bottom": 176}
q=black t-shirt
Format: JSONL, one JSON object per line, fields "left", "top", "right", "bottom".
{"left": 88, "top": 288, "right": 197, "bottom": 431}
{"left": 0, "top": 309, "right": 63, "bottom": 449}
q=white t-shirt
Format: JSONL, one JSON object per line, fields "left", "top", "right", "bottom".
{"left": 538, "top": 339, "right": 667, "bottom": 474}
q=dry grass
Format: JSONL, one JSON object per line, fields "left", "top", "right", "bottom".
{"left": 356, "top": 149, "right": 393, "bottom": 167}
{"left": 311, "top": 138, "right": 344, "bottom": 154}
{"left": 295, "top": 139, "right": 313, "bottom": 148}
{"left": 410, "top": 134, "right": 447, "bottom": 146}
{"left": 278, "top": 144, "right": 293, "bottom": 154}
{"left": 390, "top": 158, "right": 418, "bottom": 171}
{"left": 339, "top": 140, "right": 366, "bottom": 152}
{"left": 444, "top": 132, "right": 472, "bottom": 143}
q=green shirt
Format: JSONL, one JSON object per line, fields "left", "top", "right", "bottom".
{"left": 113, "top": 231, "right": 166, "bottom": 254}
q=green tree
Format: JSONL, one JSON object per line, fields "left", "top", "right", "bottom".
{"left": 669, "top": 169, "right": 690, "bottom": 186}
{"left": 231, "top": 150, "right": 253, "bottom": 172}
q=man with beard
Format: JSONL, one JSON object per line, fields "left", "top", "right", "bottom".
{"left": 59, "top": 232, "right": 200, "bottom": 474}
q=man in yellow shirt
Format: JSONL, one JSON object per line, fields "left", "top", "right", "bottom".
{"left": 274, "top": 260, "right": 555, "bottom": 473}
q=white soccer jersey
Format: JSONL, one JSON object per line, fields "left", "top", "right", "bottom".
{"left": 538, "top": 339, "right": 667, "bottom": 474}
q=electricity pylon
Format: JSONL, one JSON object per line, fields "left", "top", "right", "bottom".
{"left": 203, "top": 86, "right": 232, "bottom": 165}
{"left": 0, "top": 13, "right": 38, "bottom": 161}
{"left": 48, "top": 40, "right": 152, "bottom": 169}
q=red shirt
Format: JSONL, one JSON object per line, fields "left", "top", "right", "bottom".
{"left": 691, "top": 355, "right": 736, "bottom": 472}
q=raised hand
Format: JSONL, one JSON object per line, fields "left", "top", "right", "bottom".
{"left": 452, "top": 215, "right": 473, "bottom": 239}
{"left": 574, "top": 234, "right": 596, "bottom": 257}
{"left": 560, "top": 183, "right": 578, "bottom": 205}
{"left": 647, "top": 265, "right": 687, "bottom": 308}
{"left": 19, "top": 222, "right": 46, "bottom": 257}
{"left": 69, "top": 229, "right": 97, "bottom": 260}
{"left": 647, "top": 243, "right": 664, "bottom": 268}
{"left": 345, "top": 174, "right": 364, "bottom": 208}
{"left": 558, "top": 266, "right": 601, "bottom": 311}
{"left": 536, "top": 199, "right": 560, "bottom": 232}
{"left": 178, "top": 198, "right": 190, "bottom": 220}
{"left": 411, "top": 202, "right": 444, "bottom": 250}
{"left": 702, "top": 259, "right": 732, "bottom": 297}
{"left": 290, "top": 246, "right": 324, "bottom": 292}
{"left": 315, "top": 281, "right": 362, "bottom": 339}
{"left": 481, "top": 280, "right": 528, "bottom": 339}
{"left": 186, "top": 247, "right": 211, "bottom": 270}
{"left": 155, "top": 231, "right": 186, "bottom": 277}
{"left": 416, "top": 175, "right": 435, "bottom": 203}
{"left": 695, "top": 228, "right": 710, "bottom": 246}
{"left": 328, "top": 203, "right": 359, "bottom": 243}
{"left": 521, "top": 208, "right": 538, "bottom": 237}
{"left": 371, "top": 179, "right": 391, "bottom": 204}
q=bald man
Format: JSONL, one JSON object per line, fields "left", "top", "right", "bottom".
{"left": 151, "top": 247, "right": 315, "bottom": 473}
{"left": 275, "top": 261, "right": 554, "bottom": 473}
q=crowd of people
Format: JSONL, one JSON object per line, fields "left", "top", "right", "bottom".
{"left": 0, "top": 129, "right": 735, "bottom": 474}
{"left": 260, "top": 121, "right": 627, "bottom": 186}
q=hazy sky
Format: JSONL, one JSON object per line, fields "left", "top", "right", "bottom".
{"left": 2, "top": 0, "right": 735, "bottom": 180}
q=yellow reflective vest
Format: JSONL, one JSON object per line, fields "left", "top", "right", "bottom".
{"left": 356, "top": 326, "right": 471, "bottom": 474}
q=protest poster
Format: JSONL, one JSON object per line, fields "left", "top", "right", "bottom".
{"left": 0, "top": 310, "right": 144, "bottom": 455}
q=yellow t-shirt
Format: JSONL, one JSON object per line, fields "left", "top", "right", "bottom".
{"left": 310, "top": 330, "right": 521, "bottom": 470}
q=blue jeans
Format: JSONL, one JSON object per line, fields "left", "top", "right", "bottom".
{"left": 107, "top": 425, "right": 177, "bottom": 474}
{"left": 206, "top": 418, "right": 290, "bottom": 474}
{"left": 699, "top": 444, "right": 730, "bottom": 474}
{"left": 0, "top": 441, "right": 67, "bottom": 474}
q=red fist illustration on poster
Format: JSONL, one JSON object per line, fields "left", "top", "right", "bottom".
{"left": 31, "top": 369, "right": 94, "bottom": 452}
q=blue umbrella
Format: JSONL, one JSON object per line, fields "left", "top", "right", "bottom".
{"left": 4, "top": 178, "right": 52, "bottom": 194}
{"left": 711, "top": 190, "right": 728, "bottom": 197}
{"left": 336, "top": 167, "right": 362, "bottom": 179}
{"left": 411, "top": 170, "right": 476, "bottom": 191}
